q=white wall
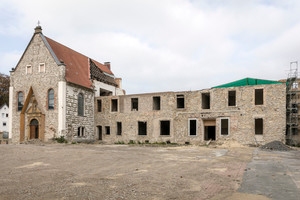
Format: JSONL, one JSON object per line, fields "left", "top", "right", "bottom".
{"left": 93, "top": 80, "right": 124, "bottom": 97}
{"left": 58, "top": 81, "right": 66, "bottom": 136}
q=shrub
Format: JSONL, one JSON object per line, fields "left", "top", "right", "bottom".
{"left": 54, "top": 136, "right": 68, "bottom": 143}
{"left": 115, "top": 141, "right": 125, "bottom": 144}
{"left": 128, "top": 140, "right": 136, "bottom": 144}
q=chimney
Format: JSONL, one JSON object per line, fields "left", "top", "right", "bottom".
{"left": 34, "top": 25, "right": 42, "bottom": 34}
{"left": 104, "top": 62, "right": 111, "bottom": 70}
{"left": 115, "top": 78, "right": 122, "bottom": 89}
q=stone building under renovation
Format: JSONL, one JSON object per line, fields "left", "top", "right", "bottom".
{"left": 9, "top": 26, "right": 296, "bottom": 145}
{"left": 95, "top": 79, "right": 286, "bottom": 145}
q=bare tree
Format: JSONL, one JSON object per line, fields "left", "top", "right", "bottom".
{"left": 0, "top": 73, "right": 9, "bottom": 106}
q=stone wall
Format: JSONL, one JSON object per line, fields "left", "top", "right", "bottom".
{"left": 65, "top": 83, "right": 94, "bottom": 140}
{"left": 95, "top": 83, "right": 286, "bottom": 145}
{"left": 10, "top": 33, "right": 65, "bottom": 143}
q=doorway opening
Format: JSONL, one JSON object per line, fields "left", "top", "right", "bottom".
{"left": 30, "top": 119, "right": 39, "bottom": 139}
{"left": 203, "top": 119, "right": 216, "bottom": 141}
{"left": 97, "top": 126, "right": 102, "bottom": 140}
{"left": 204, "top": 126, "right": 216, "bottom": 140}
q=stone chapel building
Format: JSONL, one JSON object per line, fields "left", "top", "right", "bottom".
{"left": 9, "top": 26, "right": 124, "bottom": 143}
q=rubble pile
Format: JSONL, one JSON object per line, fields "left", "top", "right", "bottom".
{"left": 260, "top": 141, "right": 292, "bottom": 151}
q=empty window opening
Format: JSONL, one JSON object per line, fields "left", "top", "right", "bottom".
{"left": 117, "top": 122, "right": 122, "bottom": 135}
{"left": 255, "top": 118, "right": 263, "bottom": 135}
{"left": 97, "top": 126, "right": 102, "bottom": 140}
{"left": 100, "top": 88, "right": 112, "bottom": 96}
{"left": 202, "top": 93, "right": 210, "bottom": 109}
{"left": 77, "top": 127, "right": 85, "bottom": 137}
{"left": 177, "top": 95, "right": 185, "bottom": 109}
{"left": 255, "top": 89, "right": 263, "bottom": 105}
{"left": 160, "top": 120, "right": 170, "bottom": 135}
{"left": 153, "top": 96, "right": 161, "bottom": 110}
{"left": 3, "top": 122, "right": 6, "bottom": 126}
{"left": 228, "top": 91, "right": 236, "bottom": 106}
{"left": 97, "top": 100, "right": 102, "bottom": 112}
{"left": 204, "top": 126, "right": 216, "bottom": 140}
{"left": 111, "top": 99, "right": 118, "bottom": 112}
{"left": 39, "top": 63, "right": 45, "bottom": 72}
{"left": 26, "top": 65, "right": 32, "bottom": 74}
{"left": 138, "top": 121, "right": 147, "bottom": 135}
{"left": 221, "top": 119, "right": 229, "bottom": 135}
{"left": 131, "top": 98, "right": 138, "bottom": 111}
{"left": 105, "top": 126, "right": 110, "bottom": 135}
{"left": 189, "top": 119, "right": 197, "bottom": 136}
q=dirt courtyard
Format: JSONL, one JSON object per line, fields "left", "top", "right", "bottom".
{"left": 0, "top": 144, "right": 299, "bottom": 200}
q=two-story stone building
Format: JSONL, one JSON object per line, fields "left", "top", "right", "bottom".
{"left": 95, "top": 79, "right": 286, "bottom": 145}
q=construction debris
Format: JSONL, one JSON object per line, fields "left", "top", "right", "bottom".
{"left": 260, "top": 141, "right": 292, "bottom": 151}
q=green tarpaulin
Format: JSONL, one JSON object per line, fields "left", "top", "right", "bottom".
{"left": 212, "top": 78, "right": 284, "bottom": 89}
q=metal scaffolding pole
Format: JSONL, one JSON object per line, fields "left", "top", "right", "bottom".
{"left": 286, "top": 61, "right": 299, "bottom": 145}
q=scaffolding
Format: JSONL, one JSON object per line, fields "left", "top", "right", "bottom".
{"left": 286, "top": 61, "right": 299, "bottom": 145}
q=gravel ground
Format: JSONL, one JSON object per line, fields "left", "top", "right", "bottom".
{"left": 0, "top": 144, "right": 252, "bottom": 200}
{"left": 0, "top": 143, "right": 299, "bottom": 200}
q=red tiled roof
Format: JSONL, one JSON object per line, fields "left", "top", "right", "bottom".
{"left": 45, "top": 36, "right": 113, "bottom": 88}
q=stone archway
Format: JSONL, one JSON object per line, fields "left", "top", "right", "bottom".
{"left": 30, "top": 119, "right": 39, "bottom": 139}
{"left": 20, "top": 88, "right": 45, "bottom": 142}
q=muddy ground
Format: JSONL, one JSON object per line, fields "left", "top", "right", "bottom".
{"left": 0, "top": 144, "right": 299, "bottom": 200}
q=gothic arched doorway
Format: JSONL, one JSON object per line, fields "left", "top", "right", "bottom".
{"left": 30, "top": 119, "right": 39, "bottom": 139}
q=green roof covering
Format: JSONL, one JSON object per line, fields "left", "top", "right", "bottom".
{"left": 212, "top": 78, "right": 284, "bottom": 89}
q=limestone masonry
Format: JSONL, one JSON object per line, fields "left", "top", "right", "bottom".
{"left": 95, "top": 83, "right": 286, "bottom": 145}
{"left": 8, "top": 26, "right": 294, "bottom": 145}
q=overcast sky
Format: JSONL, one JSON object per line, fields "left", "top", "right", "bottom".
{"left": 1, "top": 0, "right": 300, "bottom": 94}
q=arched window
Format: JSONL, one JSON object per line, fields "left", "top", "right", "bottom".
{"left": 17, "top": 92, "right": 24, "bottom": 111}
{"left": 78, "top": 93, "right": 84, "bottom": 116}
{"left": 48, "top": 89, "right": 54, "bottom": 110}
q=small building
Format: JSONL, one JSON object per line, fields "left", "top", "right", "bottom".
{"left": 0, "top": 103, "right": 9, "bottom": 133}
